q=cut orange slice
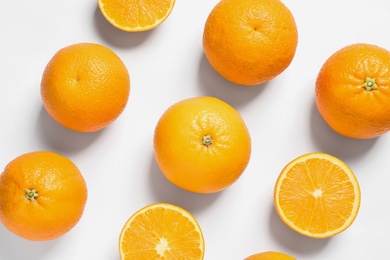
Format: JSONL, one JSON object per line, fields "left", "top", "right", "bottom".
{"left": 119, "top": 203, "right": 205, "bottom": 259}
{"left": 245, "top": 251, "right": 296, "bottom": 260}
{"left": 274, "top": 152, "right": 361, "bottom": 239}
{"left": 98, "top": 0, "right": 176, "bottom": 32}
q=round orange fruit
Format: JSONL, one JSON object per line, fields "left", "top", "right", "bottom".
{"left": 0, "top": 151, "right": 88, "bottom": 241}
{"left": 245, "top": 251, "right": 296, "bottom": 260}
{"left": 98, "top": 0, "right": 176, "bottom": 32}
{"left": 41, "top": 42, "right": 130, "bottom": 132}
{"left": 153, "top": 96, "right": 251, "bottom": 194}
{"left": 203, "top": 0, "right": 298, "bottom": 86}
{"left": 274, "top": 153, "right": 360, "bottom": 239}
{"left": 316, "top": 43, "right": 390, "bottom": 139}
{"left": 119, "top": 203, "right": 204, "bottom": 259}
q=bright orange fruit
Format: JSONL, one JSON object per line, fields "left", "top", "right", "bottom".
{"left": 274, "top": 153, "right": 360, "bottom": 238}
{"left": 98, "top": 0, "right": 176, "bottom": 32}
{"left": 0, "top": 151, "right": 87, "bottom": 241}
{"left": 316, "top": 43, "right": 390, "bottom": 139}
{"left": 119, "top": 203, "right": 204, "bottom": 260}
{"left": 203, "top": 0, "right": 298, "bottom": 86}
{"left": 245, "top": 251, "right": 296, "bottom": 260}
{"left": 41, "top": 42, "right": 130, "bottom": 132}
{"left": 153, "top": 96, "right": 251, "bottom": 194}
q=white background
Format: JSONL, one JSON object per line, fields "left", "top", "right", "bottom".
{"left": 0, "top": 0, "right": 390, "bottom": 259}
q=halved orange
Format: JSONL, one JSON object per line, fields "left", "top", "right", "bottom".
{"left": 274, "top": 152, "right": 361, "bottom": 238}
{"left": 245, "top": 251, "right": 296, "bottom": 260}
{"left": 98, "top": 0, "right": 176, "bottom": 32}
{"left": 119, "top": 203, "right": 205, "bottom": 259}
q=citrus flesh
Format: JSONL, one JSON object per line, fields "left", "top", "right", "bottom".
{"left": 119, "top": 203, "right": 204, "bottom": 259}
{"left": 245, "top": 251, "right": 296, "bottom": 260}
{"left": 274, "top": 153, "right": 360, "bottom": 238}
{"left": 98, "top": 0, "right": 176, "bottom": 32}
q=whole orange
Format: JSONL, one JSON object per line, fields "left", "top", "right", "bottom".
{"left": 203, "top": 0, "right": 298, "bottom": 86}
{"left": 153, "top": 96, "right": 251, "bottom": 194}
{"left": 41, "top": 42, "right": 130, "bottom": 132}
{"left": 0, "top": 151, "right": 88, "bottom": 241}
{"left": 316, "top": 43, "right": 390, "bottom": 139}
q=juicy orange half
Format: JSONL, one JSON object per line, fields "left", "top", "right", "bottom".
{"left": 274, "top": 153, "right": 361, "bottom": 238}
{"left": 119, "top": 203, "right": 205, "bottom": 259}
{"left": 245, "top": 251, "right": 296, "bottom": 260}
{"left": 98, "top": 0, "right": 176, "bottom": 32}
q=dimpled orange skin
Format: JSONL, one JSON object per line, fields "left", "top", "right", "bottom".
{"left": 153, "top": 96, "right": 251, "bottom": 194}
{"left": 41, "top": 43, "right": 130, "bottom": 132}
{"left": 203, "top": 0, "right": 298, "bottom": 86}
{"left": 316, "top": 43, "right": 390, "bottom": 139}
{"left": 245, "top": 251, "right": 296, "bottom": 260}
{"left": 0, "top": 151, "right": 88, "bottom": 241}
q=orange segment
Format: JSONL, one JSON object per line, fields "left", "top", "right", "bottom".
{"left": 119, "top": 203, "right": 204, "bottom": 259}
{"left": 274, "top": 153, "right": 360, "bottom": 238}
{"left": 98, "top": 0, "right": 176, "bottom": 32}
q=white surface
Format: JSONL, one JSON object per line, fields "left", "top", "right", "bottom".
{"left": 0, "top": 0, "right": 390, "bottom": 259}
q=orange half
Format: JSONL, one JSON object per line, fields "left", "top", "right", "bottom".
{"left": 119, "top": 203, "right": 205, "bottom": 259}
{"left": 245, "top": 251, "right": 296, "bottom": 260}
{"left": 98, "top": 0, "right": 176, "bottom": 32}
{"left": 274, "top": 153, "right": 361, "bottom": 238}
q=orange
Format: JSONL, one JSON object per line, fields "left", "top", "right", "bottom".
{"left": 203, "top": 0, "right": 298, "bottom": 86}
{"left": 119, "top": 202, "right": 204, "bottom": 259}
{"left": 316, "top": 43, "right": 390, "bottom": 139}
{"left": 0, "top": 151, "right": 87, "bottom": 241}
{"left": 98, "top": 0, "right": 176, "bottom": 32}
{"left": 41, "top": 42, "right": 130, "bottom": 132}
{"left": 245, "top": 251, "right": 296, "bottom": 260}
{"left": 274, "top": 153, "right": 360, "bottom": 239}
{"left": 153, "top": 96, "right": 251, "bottom": 194}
